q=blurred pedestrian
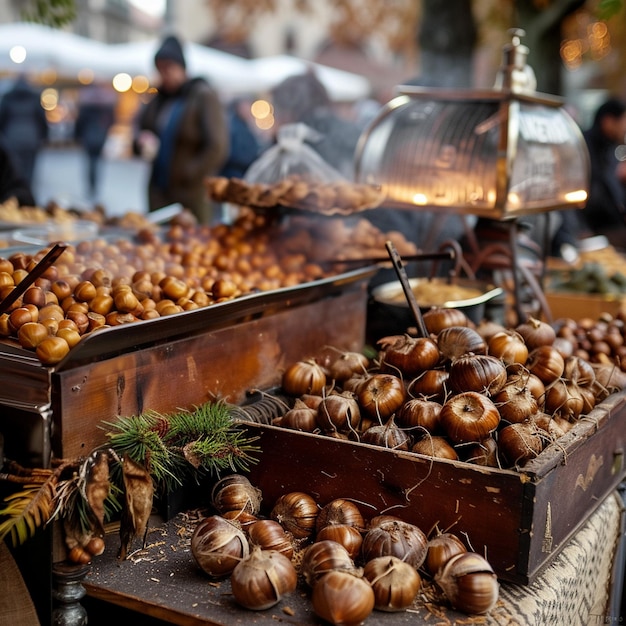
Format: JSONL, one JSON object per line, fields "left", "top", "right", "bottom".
{"left": 0, "top": 137, "right": 36, "bottom": 206}
{"left": 0, "top": 74, "right": 48, "bottom": 187}
{"left": 578, "top": 98, "right": 626, "bottom": 248}
{"left": 219, "top": 97, "right": 262, "bottom": 179}
{"left": 134, "top": 34, "right": 229, "bottom": 224}
{"left": 270, "top": 69, "right": 363, "bottom": 179}
{"left": 74, "top": 83, "right": 116, "bottom": 200}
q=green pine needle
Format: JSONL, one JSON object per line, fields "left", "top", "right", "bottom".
{"left": 103, "top": 412, "right": 182, "bottom": 489}
{"left": 165, "top": 401, "right": 235, "bottom": 442}
{"left": 1, "top": 401, "right": 261, "bottom": 546}
{"left": 103, "top": 402, "right": 260, "bottom": 493}
{"left": 183, "top": 428, "right": 260, "bottom": 475}
{"left": 166, "top": 401, "right": 260, "bottom": 480}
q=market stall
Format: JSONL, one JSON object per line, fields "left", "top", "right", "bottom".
{"left": 0, "top": 28, "right": 625, "bottom": 626}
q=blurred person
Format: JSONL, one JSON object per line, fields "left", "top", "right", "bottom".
{"left": 134, "top": 34, "right": 229, "bottom": 224}
{"left": 352, "top": 97, "right": 383, "bottom": 131}
{"left": 270, "top": 69, "right": 363, "bottom": 179}
{"left": 219, "top": 97, "right": 262, "bottom": 179}
{"left": 578, "top": 98, "right": 626, "bottom": 248}
{"left": 0, "top": 74, "right": 48, "bottom": 187}
{"left": 74, "top": 83, "right": 116, "bottom": 200}
{"left": 0, "top": 137, "right": 36, "bottom": 206}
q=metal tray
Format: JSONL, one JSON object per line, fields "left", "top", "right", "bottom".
{"left": 0, "top": 266, "right": 378, "bottom": 371}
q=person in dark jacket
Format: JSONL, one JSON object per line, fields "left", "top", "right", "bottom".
{"left": 579, "top": 98, "right": 626, "bottom": 247}
{"left": 134, "top": 35, "right": 229, "bottom": 223}
{"left": 219, "top": 98, "right": 261, "bottom": 180}
{"left": 270, "top": 69, "right": 363, "bottom": 179}
{"left": 0, "top": 137, "right": 36, "bottom": 206}
{"left": 74, "top": 84, "right": 116, "bottom": 199}
{"left": 0, "top": 74, "right": 48, "bottom": 187}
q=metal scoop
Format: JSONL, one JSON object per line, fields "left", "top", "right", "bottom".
{"left": 385, "top": 240, "right": 429, "bottom": 338}
{"left": 0, "top": 242, "right": 67, "bottom": 314}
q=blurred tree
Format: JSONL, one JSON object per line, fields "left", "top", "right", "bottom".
{"left": 204, "top": 0, "right": 623, "bottom": 96}
{"left": 561, "top": 1, "right": 626, "bottom": 99}
{"left": 20, "top": 0, "right": 76, "bottom": 26}
{"left": 516, "top": 0, "right": 587, "bottom": 94}
{"left": 415, "top": 0, "right": 478, "bottom": 88}
{"left": 25, "top": 0, "right": 624, "bottom": 96}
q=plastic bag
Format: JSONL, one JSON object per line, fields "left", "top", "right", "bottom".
{"left": 244, "top": 123, "right": 345, "bottom": 184}
{"left": 204, "top": 123, "right": 385, "bottom": 215}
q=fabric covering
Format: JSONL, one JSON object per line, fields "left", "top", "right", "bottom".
{"left": 0, "top": 540, "right": 40, "bottom": 626}
{"left": 491, "top": 491, "right": 624, "bottom": 626}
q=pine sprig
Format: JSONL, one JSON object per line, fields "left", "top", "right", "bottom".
{"left": 103, "top": 401, "right": 260, "bottom": 493}
{"left": 182, "top": 428, "right": 260, "bottom": 475}
{"left": 166, "top": 401, "right": 260, "bottom": 478}
{"left": 103, "top": 412, "right": 182, "bottom": 489}
{"left": 165, "top": 401, "right": 237, "bottom": 442}
{"left": 0, "top": 473, "right": 57, "bottom": 545}
{"left": 0, "top": 401, "right": 261, "bottom": 546}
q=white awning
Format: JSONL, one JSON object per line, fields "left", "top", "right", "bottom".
{"left": 0, "top": 23, "right": 371, "bottom": 101}
{"left": 247, "top": 55, "right": 372, "bottom": 102}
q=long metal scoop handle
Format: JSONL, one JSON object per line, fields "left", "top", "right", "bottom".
{"left": 385, "top": 240, "right": 429, "bottom": 339}
{"left": 0, "top": 243, "right": 68, "bottom": 314}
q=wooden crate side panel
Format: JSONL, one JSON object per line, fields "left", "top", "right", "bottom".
{"left": 52, "top": 289, "right": 366, "bottom": 458}
{"left": 0, "top": 404, "right": 53, "bottom": 467}
{"left": 525, "top": 405, "right": 626, "bottom": 580}
{"left": 544, "top": 292, "right": 624, "bottom": 321}
{"left": 244, "top": 424, "right": 529, "bottom": 582}
{"left": 0, "top": 354, "right": 51, "bottom": 407}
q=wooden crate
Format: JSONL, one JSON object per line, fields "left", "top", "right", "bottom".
{"left": 243, "top": 389, "right": 626, "bottom": 585}
{"left": 0, "top": 268, "right": 374, "bottom": 464}
{"left": 545, "top": 291, "right": 625, "bottom": 321}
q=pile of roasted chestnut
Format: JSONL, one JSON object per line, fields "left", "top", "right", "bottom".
{"left": 190, "top": 473, "right": 498, "bottom": 622}
{"left": 0, "top": 213, "right": 416, "bottom": 365}
{"left": 274, "top": 308, "right": 626, "bottom": 469}
{"left": 552, "top": 311, "right": 626, "bottom": 370}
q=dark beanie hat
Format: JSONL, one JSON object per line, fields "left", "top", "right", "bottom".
{"left": 154, "top": 35, "right": 186, "bottom": 69}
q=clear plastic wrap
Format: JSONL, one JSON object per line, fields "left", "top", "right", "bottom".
{"left": 205, "top": 124, "right": 385, "bottom": 217}
{"left": 244, "top": 124, "right": 345, "bottom": 185}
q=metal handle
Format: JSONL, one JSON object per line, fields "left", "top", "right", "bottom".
{"left": 0, "top": 243, "right": 67, "bottom": 314}
{"left": 385, "top": 240, "right": 429, "bottom": 338}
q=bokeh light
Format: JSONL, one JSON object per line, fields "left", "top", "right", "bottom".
{"left": 40, "top": 69, "right": 57, "bottom": 85}
{"left": 255, "top": 113, "right": 274, "bottom": 131}
{"left": 561, "top": 39, "right": 583, "bottom": 69}
{"left": 40, "top": 88, "right": 59, "bottom": 111}
{"left": 251, "top": 99, "right": 272, "bottom": 120}
{"left": 9, "top": 45, "right": 26, "bottom": 64}
{"left": 132, "top": 75, "right": 150, "bottom": 94}
{"left": 251, "top": 99, "right": 274, "bottom": 130}
{"left": 112, "top": 72, "right": 133, "bottom": 92}
{"left": 77, "top": 68, "right": 95, "bottom": 85}
{"left": 562, "top": 18, "right": 612, "bottom": 70}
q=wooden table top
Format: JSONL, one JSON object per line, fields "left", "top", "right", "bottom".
{"left": 83, "top": 490, "right": 624, "bottom": 626}
{"left": 83, "top": 510, "right": 494, "bottom": 626}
